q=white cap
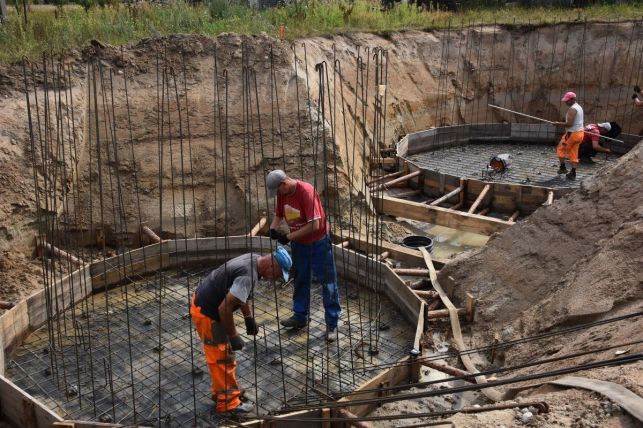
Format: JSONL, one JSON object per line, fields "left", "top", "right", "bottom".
{"left": 266, "top": 170, "right": 287, "bottom": 198}
{"left": 597, "top": 122, "right": 611, "bottom": 132}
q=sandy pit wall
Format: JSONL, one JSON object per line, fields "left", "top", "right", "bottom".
{"left": 0, "top": 23, "right": 642, "bottom": 304}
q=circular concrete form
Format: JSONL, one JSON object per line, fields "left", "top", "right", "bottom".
{"left": 5, "top": 257, "right": 414, "bottom": 426}
{"left": 406, "top": 142, "right": 615, "bottom": 188}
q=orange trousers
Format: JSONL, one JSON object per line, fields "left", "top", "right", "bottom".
{"left": 190, "top": 294, "right": 241, "bottom": 413}
{"left": 556, "top": 130, "right": 584, "bottom": 164}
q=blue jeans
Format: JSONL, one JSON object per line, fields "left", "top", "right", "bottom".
{"left": 290, "top": 234, "right": 341, "bottom": 329}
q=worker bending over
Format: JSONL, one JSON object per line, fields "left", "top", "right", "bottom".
{"left": 578, "top": 122, "right": 620, "bottom": 163}
{"left": 554, "top": 91, "right": 584, "bottom": 180}
{"left": 266, "top": 169, "right": 341, "bottom": 342}
{"left": 190, "top": 247, "right": 292, "bottom": 416}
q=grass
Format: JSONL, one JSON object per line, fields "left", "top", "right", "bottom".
{"left": 0, "top": 0, "right": 641, "bottom": 63}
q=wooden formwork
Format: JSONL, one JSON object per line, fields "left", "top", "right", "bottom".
{"left": 0, "top": 236, "right": 425, "bottom": 427}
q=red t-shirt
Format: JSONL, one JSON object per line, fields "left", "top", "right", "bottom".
{"left": 275, "top": 181, "right": 327, "bottom": 245}
{"left": 582, "top": 124, "right": 600, "bottom": 145}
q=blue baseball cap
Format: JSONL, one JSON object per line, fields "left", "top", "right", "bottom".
{"left": 272, "top": 246, "right": 292, "bottom": 281}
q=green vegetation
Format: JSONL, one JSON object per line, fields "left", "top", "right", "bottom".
{"left": 0, "top": 0, "right": 641, "bottom": 62}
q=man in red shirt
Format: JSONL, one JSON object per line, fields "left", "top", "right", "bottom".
{"left": 578, "top": 122, "right": 613, "bottom": 163}
{"left": 266, "top": 170, "right": 341, "bottom": 342}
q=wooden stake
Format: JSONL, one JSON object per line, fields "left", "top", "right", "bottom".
{"left": 141, "top": 226, "right": 162, "bottom": 243}
{"left": 468, "top": 184, "right": 490, "bottom": 214}
{"left": 427, "top": 308, "right": 467, "bottom": 319}
{"left": 371, "top": 170, "right": 420, "bottom": 192}
{"left": 413, "top": 301, "right": 426, "bottom": 353}
{"left": 394, "top": 189, "right": 422, "bottom": 199}
{"left": 413, "top": 290, "right": 439, "bottom": 300}
{"left": 544, "top": 190, "right": 554, "bottom": 206}
{"left": 421, "top": 361, "right": 476, "bottom": 383}
{"left": 248, "top": 217, "right": 268, "bottom": 237}
{"left": 429, "top": 186, "right": 463, "bottom": 206}
{"left": 477, "top": 207, "right": 490, "bottom": 216}
{"left": 340, "top": 240, "right": 350, "bottom": 248}
{"left": 393, "top": 268, "right": 431, "bottom": 276}
{"left": 40, "top": 242, "right": 82, "bottom": 266}
{"left": 465, "top": 292, "right": 476, "bottom": 323}
{"left": 366, "top": 170, "right": 403, "bottom": 186}
{"left": 450, "top": 202, "right": 463, "bottom": 210}
{"left": 378, "top": 251, "right": 390, "bottom": 261}
{"left": 508, "top": 210, "right": 520, "bottom": 222}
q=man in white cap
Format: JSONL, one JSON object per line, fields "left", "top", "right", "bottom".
{"left": 578, "top": 122, "right": 616, "bottom": 163}
{"left": 554, "top": 91, "right": 584, "bottom": 180}
{"left": 265, "top": 170, "right": 341, "bottom": 342}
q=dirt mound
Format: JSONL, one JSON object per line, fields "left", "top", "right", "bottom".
{"left": 440, "top": 141, "right": 643, "bottom": 352}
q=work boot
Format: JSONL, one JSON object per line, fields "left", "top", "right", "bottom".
{"left": 326, "top": 326, "right": 337, "bottom": 343}
{"left": 557, "top": 165, "right": 568, "bottom": 174}
{"left": 219, "top": 401, "right": 255, "bottom": 419}
{"left": 280, "top": 317, "right": 307, "bottom": 329}
{"left": 566, "top": 170, "right": 576, "bottom": 180}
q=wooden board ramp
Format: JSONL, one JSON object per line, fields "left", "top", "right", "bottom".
{"left": 418, "top": 247, "right": 502, "bottom": 402}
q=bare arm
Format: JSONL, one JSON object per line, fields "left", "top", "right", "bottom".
{"left": 240, "top": 302, "right": 252, "bottom": 318}
{"left": 556, "top": 107, "right": 576, "bottom": 127}
{"left": 287, "top": 218, "right": 320, "bottom": 242}
{"left": 592, "top": 140, "right": 611, "bottom": 153}
{"left": 270, "top": 215, "right": 283, "bottom": 230}
{"left": 218, "top": 293, "right": 243, "bottom": 339}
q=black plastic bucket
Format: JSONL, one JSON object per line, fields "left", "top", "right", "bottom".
{"left": 401, "top": 235, "right": 434, "bottom": 253}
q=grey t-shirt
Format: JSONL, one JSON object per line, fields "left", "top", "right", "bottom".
{"left": 195, "top": 253, "right": 259, "bottom": 321}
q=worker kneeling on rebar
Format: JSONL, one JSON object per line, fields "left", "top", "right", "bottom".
{"left": 190, "top": 247, "right": 292, "bottom": 416}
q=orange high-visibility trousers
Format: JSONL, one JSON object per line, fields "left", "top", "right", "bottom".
{"left": 556, "top": 130, "right": 584, "bottom": 164}
{"left": 190, "top": 294, "right": 241, "bottom": 413}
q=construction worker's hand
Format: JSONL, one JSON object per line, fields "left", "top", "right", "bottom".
{"left": 245, "top": 317, "right": 259, "bottom": 336}
{"left": 634, "top": 85, "right": 641, "bottom": 93}
{"left": 229, "top": 335, "right": 245, "bottom": 351}
{"left": 632, "top": 94, "right": 639, "bottom": 100}
{"left": 269, "top": 228, "right": 290, "bottom": 245}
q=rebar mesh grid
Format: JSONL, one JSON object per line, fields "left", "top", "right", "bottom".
{"left": 407, "top": 142, "right": 617, "bottom": 188}
{"left": 6, "top": 265, "right": 413, "bottom": 426}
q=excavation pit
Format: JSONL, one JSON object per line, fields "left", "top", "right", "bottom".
{"left": 4, "top": 240, "right": 415, "bottom": 426}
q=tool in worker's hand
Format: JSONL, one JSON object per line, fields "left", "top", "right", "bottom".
{"left": 488, "top": 104, "right": 625, "bottom": 144}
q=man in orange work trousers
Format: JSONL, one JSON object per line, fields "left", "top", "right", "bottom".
{"left": 554, "top": 91, "right": 584, "bottom": 181}
{"left": 190, "top": 247, "right": 292, "bottom": 416}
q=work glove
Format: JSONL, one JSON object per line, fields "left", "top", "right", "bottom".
{"left": 229, "top": 335, "right": 245, "bottom": 351}
{"left": 269, "top": 228, "right": 290, "bottom": 245}
{"left": 634, "top": 85, "right": 641, "bottom": 93}
{"left": 245, "top": 317, "right": 259, "bottom": 336}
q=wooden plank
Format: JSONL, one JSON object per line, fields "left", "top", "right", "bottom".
{"left": 509, "top": 210, "right": 520, "bottom": 222}
{"left": 544, "top": 190, "right": 554, "bottom": 206}
{"left": 413, "top": 301, "right": 426, "bottom": 352}
{"left": 393, "top": 189, "right": 422, "bottom": 198}
{"left": 366, "top": 170, "right": 403, "bottom": 185}
{"left": 141, "top": 225, "right": 162, "bottom": 243}
{"left": 374, "top": 195, "right": 512, "bottom": 236}
{"left": 338, "top": 357, "right": 412, "bottom": 417}
{"left": 468, "top": 184, "right": 490, "bottom": 214}
{"left": 248, "top": 217, "right": 268, "bottom": 237}
{"left": 429, "top": 186, "right": 463, "bottom": 206}
{"left": 418, "top": 247, "right": 502, "bottom": 402}
{"left": 371, "top": 170, "right": 420, "bottom": 192}
{"left": 0, "top": 376, "right": 62, "bottom": 427}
